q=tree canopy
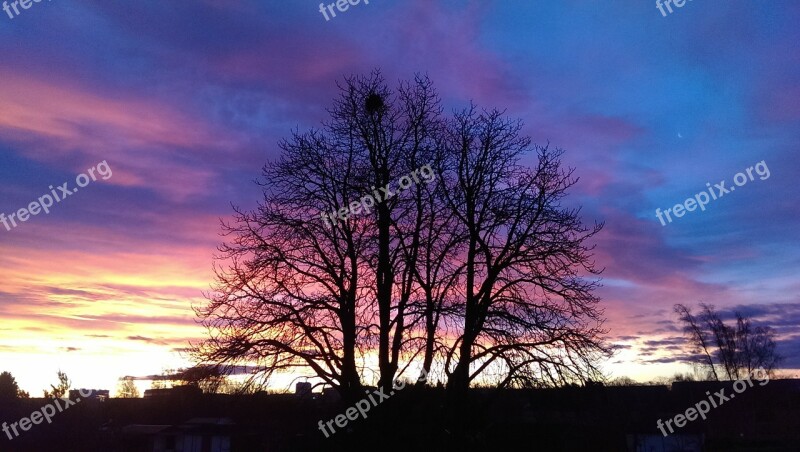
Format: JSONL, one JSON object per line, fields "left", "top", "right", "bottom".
{"left": 0, "top": 371, "right": 29, "bottom": 399}
{"left": 193, "top": 71, "right": 610, "bottom": 403}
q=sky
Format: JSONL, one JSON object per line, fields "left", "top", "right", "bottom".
{"left": 0, "top": 0, "right": 798, "bottom": 395}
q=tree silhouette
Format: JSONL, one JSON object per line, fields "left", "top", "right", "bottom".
{"left": 607, "top": 376, "right": 639, "bottom": 386}
{"left": 193, "top": 72, "right": 609, "bottom": 404}
{"left": 194, "top": 72, "right": 449, "bottom": 401}
{"left": 675, "top": 303, "right": 783, "bottom": 380}
{"left": 42, "top": 370, "right": 71, "bottom": 399}
{"left": 442, "top": 107, "right": 609, "bottom": 400}
{"left": 0, "top": 371, "right": 28, "bottom": 399}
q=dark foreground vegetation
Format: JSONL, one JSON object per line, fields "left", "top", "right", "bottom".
{"left": 1, "top": 380, "right": 799, "bottom": 452}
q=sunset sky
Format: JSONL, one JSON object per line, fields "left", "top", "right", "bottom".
{"left": 1, "top": 0, "right": 798, "bottom": 395}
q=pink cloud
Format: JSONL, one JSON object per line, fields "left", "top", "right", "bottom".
{"left": 0, "top": 70, "right": 245, "bottom": 201}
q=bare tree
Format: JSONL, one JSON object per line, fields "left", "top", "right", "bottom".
{"left": 193, "top": 72, "right": 448, "bottom": 401}
{"left": 404, "top": 163, "right": 463, "bottom": 384}
{"left": 193, "top": 133, "right": 368, "bottom": 402}
{"left": 675, "top": 303, "right": 782, "bottom": 380}
{"left": 674, "top": 303, "right": 719, "bottom": 380}
{"left": 194, "top": 72, "right": 609, "bottom": 404}
{"left": 326, "top": 72, "right": 448, "bottom": 389}
{"left": 43, "top": 371, "right": 71, "bottom": 399}
{"left": 441, "top": 106, "right": 609, "bottom": 399}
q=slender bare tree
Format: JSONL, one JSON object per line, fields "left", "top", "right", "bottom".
{"left": 675, "top": 303, "right": 782, "bottom": 380}
{"left": 674, "top": 303, "right": 720, "bottom": 380}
